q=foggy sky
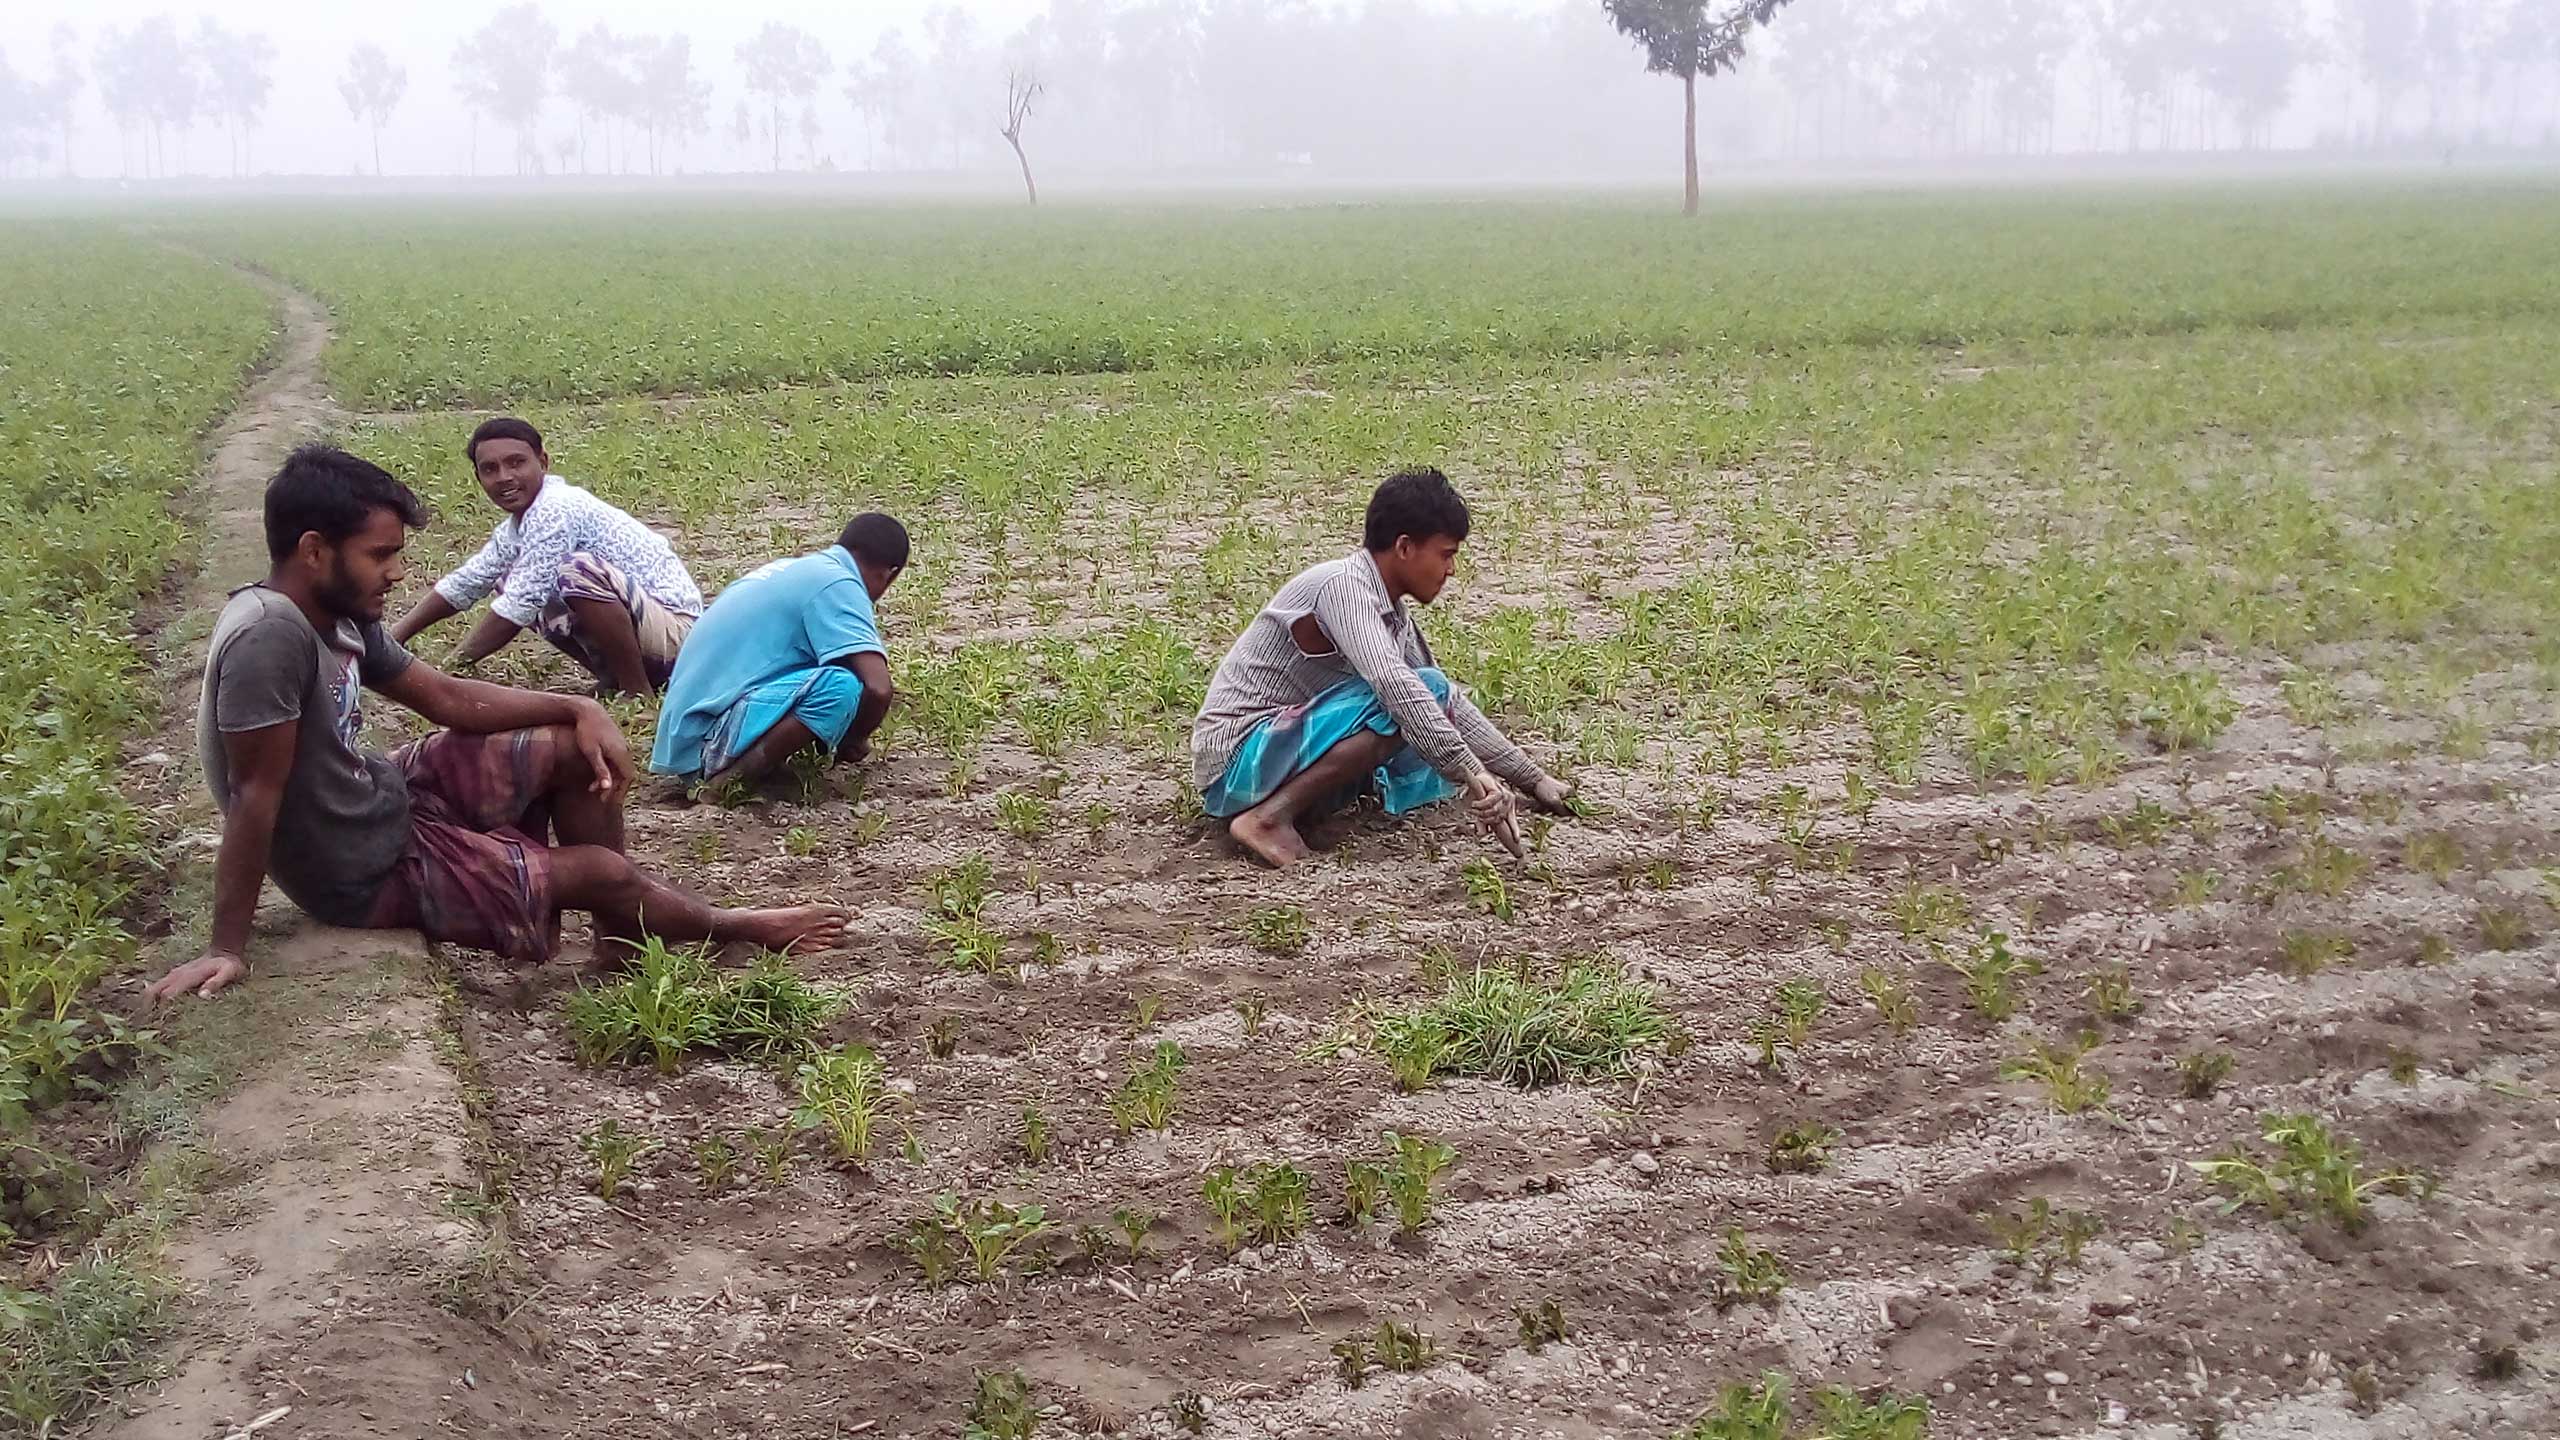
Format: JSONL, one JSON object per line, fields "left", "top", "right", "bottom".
{"left": 3, "top": 0, "right": 2553, "bottom": 184}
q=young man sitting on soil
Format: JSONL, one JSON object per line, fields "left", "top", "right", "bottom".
{"left": 648, "top": 514, "right": 908, "bottom": 791}
{"left": 389, "top": 417, "right": 703, "bottom": 696}
{"left": 146, "top": 446, "right": 847, "bottom": 1002}
{"left": 1192, "top": 467, "right": 1573, "bottom": 869}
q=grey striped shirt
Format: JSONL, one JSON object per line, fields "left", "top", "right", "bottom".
{"left": 1190, "top": 550, "right": 1548, "bottom": 796}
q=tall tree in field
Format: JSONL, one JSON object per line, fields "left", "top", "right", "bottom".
{"left": 559, "top": 25, "right": 636, "bottom": 173}
{"left": 43, "top": 26, "right": 81, "bottom": 178}
{"left": 1597, "top": 0, "right": 1794, "bottom": 215}
{"left": 1000, "top": 67, "right": 1042, "bottom": 204}
{"left": 632, "top": 34, "right": 709, "bottom": 175}
{"left": 846, "top": 31, "right": 918, "bottom": 169}
{"left": 0, "top": 55, "right": 35, "bottom": 177}
{"left": 339, "top": 43, "right": 407, "bottom": 176}
{"left": 2335, "top": 0, "right": 2418, "bottom": 145}
{"left": 2196, "top": 0, "right": 2305, "bottom": 150}
{"left": 452, "top": 4, "right": 558, "bottom": 175}
{"left": 196, "top": 20, "right": 276, "bottom": 177}
{"left": 736, "top": 22, "right": 829, "bottom": 172}
{"left": 2491, "top": 0, "right": 2556, "bottom": 146}
{"left": 924, "top": 6, "right": 983, "bottom": 169}
{"left": 95, "top": 17, "right": 198, "bottom": 177}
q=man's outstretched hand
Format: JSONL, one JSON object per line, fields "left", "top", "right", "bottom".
{"left": 146, "top": 951, "right": 246, "bottom": 1002}
{"left": 1530, "top": 776, "right": 1576, "bottom": 814}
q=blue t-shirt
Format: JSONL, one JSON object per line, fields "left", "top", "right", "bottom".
{"left": 650, "top": 546, "right": 885, "bottom": 775}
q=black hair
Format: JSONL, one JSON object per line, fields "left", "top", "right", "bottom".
{"left": 838, "top": 512, "right": 911, "bottom": 571}
{"left": 465, "top": 415, "right": 546, "bottom": 465}
{"left": 264, "top": 445, "right": 427, "bottom": 562}
{"left": 1362, "top": 467, "right": 1470, "bottom": 552}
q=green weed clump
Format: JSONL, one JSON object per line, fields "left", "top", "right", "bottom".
{"left": 1362, "top": 958, "right": 1672, "bottom": 1090}
{"left": 0, "top": 1252, "right": 177, "bottom": 1434}
{"left": 564, "top": 940, "right": 841, "bottom": 1072}
{"left": 1676, "top": 1371, "right": 1930, "bottom": 1440}
{"left": 1111, "top": 1041, "right": 1185, "bottom": 1133}
{"left": 2191, "top": 1112, "right": 2430, "bottom": 1235}
{"left": 792, "top": 1044, "right": 897, "bottom": 1161}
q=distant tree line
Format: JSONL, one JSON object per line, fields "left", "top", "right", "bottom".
{"left": 1, "top": 0, "right": 2554, "bottom": 184}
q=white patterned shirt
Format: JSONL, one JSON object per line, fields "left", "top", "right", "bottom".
{"left": 433, "top": 476, "right": 703, "bottom": 627}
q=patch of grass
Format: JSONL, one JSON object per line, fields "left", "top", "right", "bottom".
{"left": 0, "top": 1251, "right": 176, "bottom": 1434}
{"left": 995, "top": 792, "right": 1049, "bottom": 841}
{"left": 2478, "top": 906, "right": 2535, "bottom": 951}
{"left": 2085, "top": 966, "right": 2142, "bottom": 1022}
{"left": 1889, "top": 880, "right": 1969, "bottom": 943}
{"left": 564, "top": 940, "right": 841, "bottom": 1073}
{"left": 1677, "top": 1371, "right": 1793, "bottom": 1440}
{"left": 1362, "top": 958, "right": 1673, "bottom": 1089}
{"left": 1110, "top": 1041, "right": 1184, "bottom": 1134}
{"left": 2276, "top": 929, "right": 2355, "bottom": 978}
{"left": 2403, "top": 830, "right": 2463, "bottom": 883}
{"left": 792, "top": 1044, "right": 896, "bottom": 1161}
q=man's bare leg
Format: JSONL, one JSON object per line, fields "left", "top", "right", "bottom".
{"left": 565, "top": 595, "right": 654, "bottom": 696}
{"left": 551, "top": 845, "right": 850, "bottom": 956}
{"left": 703, "top": 714, "right": 820, "bottom": 792}
{"left": 1229, "top": 729, "right": 1401, "bottom": 870}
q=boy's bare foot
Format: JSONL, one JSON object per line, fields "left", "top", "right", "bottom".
{"left": 737, "top": 904, "right": 852, "bottom": 954}
{"left": 1229, "top": 809, "right": 1311, "bottom": 868}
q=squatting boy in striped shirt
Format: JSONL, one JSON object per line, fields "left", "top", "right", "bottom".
{"left": 1191, "top": 467, "right": 1574, "bottom": 869}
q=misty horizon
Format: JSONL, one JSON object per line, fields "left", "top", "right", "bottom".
{"left": 2, "top": 0, "right": 2556, "bottom": 188}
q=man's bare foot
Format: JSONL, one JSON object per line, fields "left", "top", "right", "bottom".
{"left": 736, "top": 904, "right": 852, "bottom": 954}
{"left": 1229, "top": 809, "right": 1311, "bottom": 868}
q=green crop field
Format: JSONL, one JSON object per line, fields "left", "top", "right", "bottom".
{"left": 8, "top": 181, "right": 2560, "bottom": 1437}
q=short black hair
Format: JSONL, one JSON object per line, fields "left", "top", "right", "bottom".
{"left": 838, "top": 512, "right": 910, "bottom": 570}
{"left": 465, "top": 416, "right": 545, "bottom": 465}
{"left": 1362, "top": 467, "right": 1470, "bottom": 552}
{"left": 264, "top": 445, "right": 427, "bottom": 562}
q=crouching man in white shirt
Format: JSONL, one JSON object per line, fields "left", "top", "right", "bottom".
{"left": 391, "top": 416, "right": 704, "bottom": 696}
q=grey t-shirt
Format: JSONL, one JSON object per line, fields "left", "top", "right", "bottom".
{"left": 198, "top": 585, "right": 418, "bottom": 925}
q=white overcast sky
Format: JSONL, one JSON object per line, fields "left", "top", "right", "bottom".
{"left": 5, "top": 0, "right": 1079, "bottom": 176}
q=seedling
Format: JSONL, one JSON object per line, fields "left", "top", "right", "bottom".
{"left": 2270, "top": 833, "right": 2369, "bottom": 898}
{"left": 1767, "top": 1123, "right": 1839, "bottom": 1174}
{"left": 2277, "top": 929, "right": 2354, "bottom": 978}
{"left": 1244, "top": 904, "right": 1311, "bottom": 956}
{"left": 935, "top": 1194, "right": 1054, "bottom": 1281}
{"left": 1516, "top": 1297, "right": 1568, "bottom": 1352}
{"left": 1857, "top": 968, "right": 1916, "bottom": 1035}
{"left": 1373, "top": 1319, "right": 1436, "bottom": 1373}
{"left": 2478, "top": 906, "right": 2534, "bottom": 951}
{"left": 1462, "top": 857, "right": 1516, "bottom": 920}
{"left": 2001, "top": 1033, "right": 2112, "bottom": 1114}
{"left": 1203, "top": 1167, "right": 1247, "bottom": 1252}
{"left": 783, "top": 825, "right": 820, "bottom": 857}
{"left": 582, "top": 1118, "right": 655, "bottom": 1202}
{"left": 1985, "top": 1196, "right": 2102, "bottom": 1287}
{"left": 1676, "top": 1372, "right": 1790, "bottom": 1440}
{"left": 2387, "top": 1048, "right": 2420, "bottom": 1083}
{"left": 1773, "top": 978, "right": 1825, "bottom": 1047}
{"left": 1713, "top": 1227, "right": 1787, "bottom": 1309}
{"left": 928, "top": 1015, "right": 964, "bottom": 1058}
{"left": 1242, "top": 1161, "right": 1312, "bottom": 1245}
{"left": 1238, "top": 994, "right": 1267, "bottom": 1036}
{"left": 1842, "top": 769, "right": 1877, "bottom": 823}
{"left": 928, "top": 913, "right": 1010, "bottom": 977}
{"left": 1331, "top": 1336, "right": 1371, "bottom": 1388}
{"left": 1111, "top": 1041, "right": 1184, "bottom": 1133}
{"left": 1947, "top": 931, "right": 2040, "bottom": 1022}
{"left": 694, "top": 1134, "right": 738, "bottom": 1190}
{"left": 792, "top": 1044, "right": 894, "bottom": 1161}
{"left": 744, "top": 1125, "right": 794, "bottom": 1184}
{"left": 965, "top": 1369, "right": 1036, "bottom": 1440}
{"left": 1807, "top": 1384, "right": 1931, "bottom": 1439}
{"left": 2414, "top": 932, "right": 2452, "bottom": 966}
{"left": 1382, "top": 1131, "right": 1456, "bottom": 1233}
{"left": 1112, "top": 1206, "right": 1156, "bottom": 1259}
{"left": 2177, "top": 1049, "right": 2236, "bottom": 1098}
{"left": 690, "top": 832, "right": 724, "bottom": 864}
{"left": 1168, "top": 1391, "right": 1210, "bottom": 1435}
{"left": 2085, "top": 966, "right": 2141, "bottom": 1022}
{"left": 2471, "top": 1340, "right": 2521, "bottom": 1381}
{"left": 1343, "top": 1158, "right": 1387, "bottom": 1227}
{"left": 2190, "top": 1111, "right": 2429, "bottom": 1235}
{"left": 2101, "top": 797, "right": 2178, "bottom": 847}
{"left": 1020, "top": 1105, "right": 1052, "bottom": 1164}
{"left": 996, "top": 792, "right": 1049, "bottom": 841}
{"left": 1890, "top": 880, "right": 1969, "bottom": 942}
{"left": 900, "top": 1215, "right": 960, "bottom": 1288}
{"left": 929, "top": 853, "right": 995, "bottom": 921}
{"left": 2404, "top": 831, "right": 2462, "bottom": 883}
{"left": 2173, "top": 868, "right": 2223, "bottom": 906}
{"left": 1082, "top": 801, "right": 1114, "bottom": 837}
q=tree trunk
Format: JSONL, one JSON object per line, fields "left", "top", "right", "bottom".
{"left": 772, "top": 101, "right": 782, "bottom": 172}
{"left": 1681, "top": 69, "right": 1698, "bottom": 217}
{"left": 1004, "top": 131, "right": 1038, "bottom": 205}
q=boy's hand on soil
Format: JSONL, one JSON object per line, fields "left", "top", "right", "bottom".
{"left": 572, "top": 699, "right": 634, "bottom": 797}
{"left": 147, "top": 951, "right": 246, "bottom": 1002}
